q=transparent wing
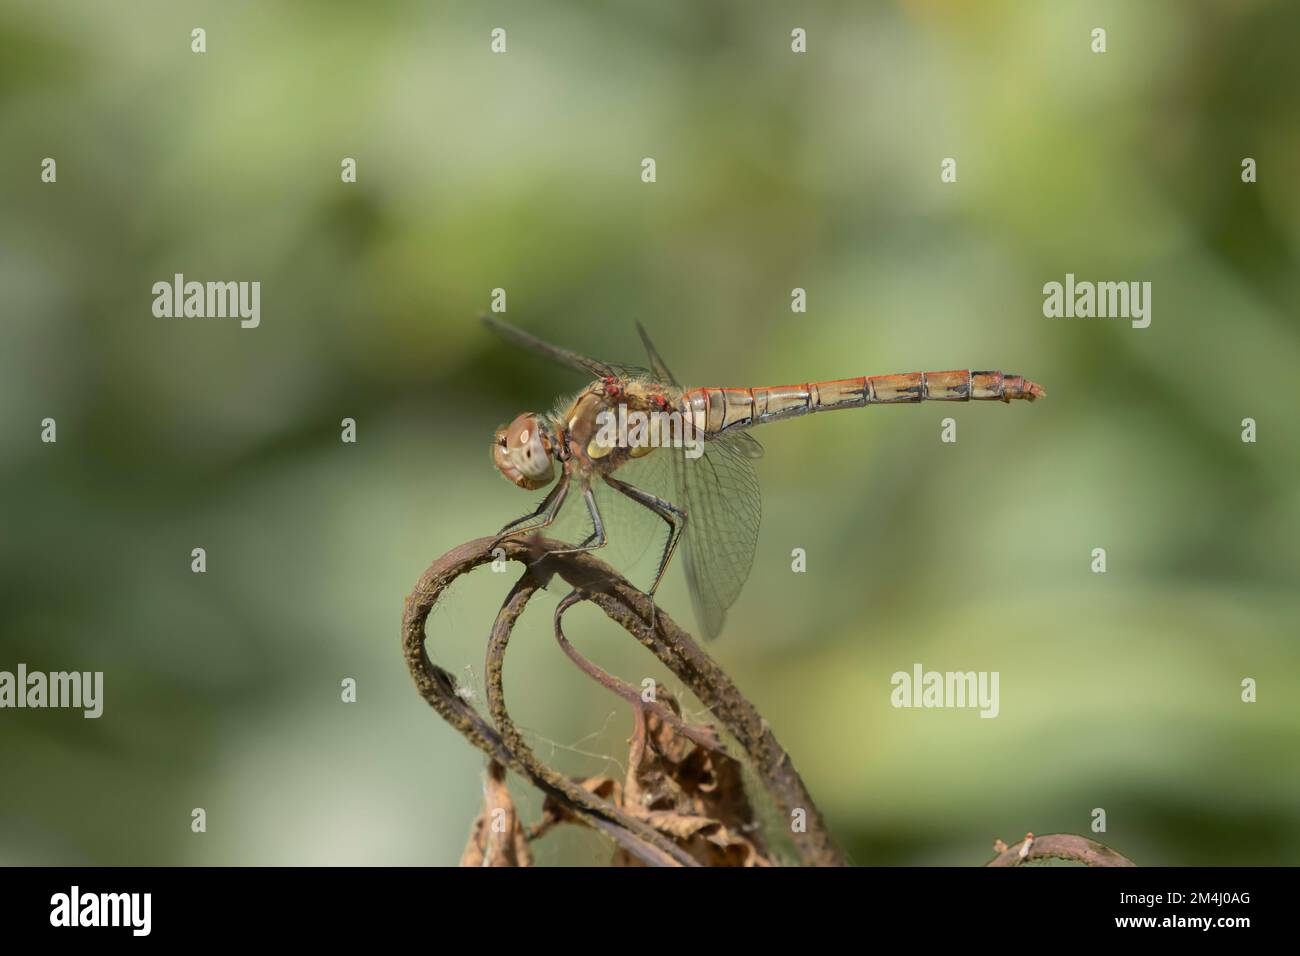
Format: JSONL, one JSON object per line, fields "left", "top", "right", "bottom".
{"left": 635, "top": 320, "right": 680, "bottom": 386}
{"left": 481, "top": 315, "right": 650, "bottom": 382}
{"left": 674, "top": 435, "right": 762, "bottom": 641}
{"left": 636, "top": 321, "right": 763, "bottom": 640}
{"left": 713, "top": 428, "right": 764, "bottom": 460}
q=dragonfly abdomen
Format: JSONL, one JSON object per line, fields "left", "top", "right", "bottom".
{"left": 682, "top": 370, "right": 1044, "bottom": 434}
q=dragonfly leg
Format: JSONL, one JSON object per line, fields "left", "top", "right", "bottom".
{"left": 553, "top": 590, "right": 724, "bottom": 753}
{"left": 602, "top": 475, "right": 686, "bottom": 599}
{"left": 538, "top": 484, "right": 607, "bottom": 557}
{"left": 602, "top": 475, "right": 687, "bottom": 635}
{"left": 490, "top": 476, "right": 569, "bottom": 547}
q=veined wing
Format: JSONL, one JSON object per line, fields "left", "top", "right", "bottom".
{"left": 481, "top": 315, "right": 650, "bottom": 382}
{"left": 636, "top": 322, "right": 763, "bottom": 641}
{"left": 674, "top": 432, "right": 762, "bottom": 641}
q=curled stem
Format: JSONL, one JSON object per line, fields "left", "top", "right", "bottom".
{"left": 403, "top": 535, "right": 848, "bottom": 867}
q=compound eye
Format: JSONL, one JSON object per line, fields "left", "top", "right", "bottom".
{"left": 499, "top": 413, "right": 554, "bottom": 487}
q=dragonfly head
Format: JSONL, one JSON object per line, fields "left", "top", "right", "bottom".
{"left": 493, "top": 412, "right": 557, "bottom": 490}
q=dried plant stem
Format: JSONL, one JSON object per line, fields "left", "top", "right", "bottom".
{"left": 484, "top": 572, "right": 700, "bottom": 866}
{"left": 552, "top": 588, "right": 725, "bottom": 753}
{"left": 403, "top": 535, "right": 848, "bottom": 867}
{"left": 985, "top": 833, "right": 1136, "bottom": 867}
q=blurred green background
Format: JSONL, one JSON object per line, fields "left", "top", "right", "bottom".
{"left": 2, "top": 0, "right": 1298, "bottom": 866}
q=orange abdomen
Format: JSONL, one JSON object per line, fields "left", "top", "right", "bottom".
{"left": 681, "top": 370, "right": 1044, "bottom": 435}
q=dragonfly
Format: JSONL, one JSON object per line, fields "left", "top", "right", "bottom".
{"left": 485, "top": 316, "right": 1044, "bottom": 641}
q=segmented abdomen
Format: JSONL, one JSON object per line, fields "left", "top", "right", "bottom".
{"left": 680, "top": 370, "right": 1044, "bottom": 434}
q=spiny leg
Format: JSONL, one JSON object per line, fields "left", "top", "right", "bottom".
{"left": 494, "top": 477, "right": 567, "bottom": 536}
{"left": 602, "top": 474, "right": 687, "bottom": 632}
{"left": 491, "top": 476, "right": 569, "bottom": 548}
{"left": 553, "top": 589, "right": 723, "bottom": 753}
{"left": 539, "top": 483, "right": 607, "bottom": 558}
{"left": 603, "top": 476, "right": 686, "bottom": 598}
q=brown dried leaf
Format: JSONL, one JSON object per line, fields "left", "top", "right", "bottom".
{"left": 612, "top": 685, "right": 772, "bottom": 867}
{"left": 460, "top": 761, "right": 533, "bottom": 867}
{"left": 497, "top": 688, "right": 774, "bottom": 866}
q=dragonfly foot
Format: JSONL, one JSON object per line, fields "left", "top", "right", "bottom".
{"left": 488, "top": 530, "right": 528, "bottom": 553}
